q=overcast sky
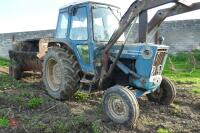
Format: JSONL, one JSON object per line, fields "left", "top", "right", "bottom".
{"left": 0, "top": 0, "right": 200, "bottom": 33}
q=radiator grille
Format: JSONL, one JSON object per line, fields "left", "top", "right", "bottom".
{"left": 152, "top": 49, "right": 167, "bottom": 75}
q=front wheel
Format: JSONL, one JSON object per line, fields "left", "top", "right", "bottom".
{"left": 147, "top": 77, "right": 176, "bottom": 105}
{"left": 103, "top": 85, "right": 139, "bottom": 126}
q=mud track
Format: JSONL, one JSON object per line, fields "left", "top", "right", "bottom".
{"left": 0, "top": 73, "right": 199, "bottom": 133}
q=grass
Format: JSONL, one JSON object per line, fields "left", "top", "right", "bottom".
{"left": 0, "top": 74, "right": 29, "bottom": 90}
{"left": 74, "top": 91, "right": 91, "bottom": 102}
{"left": 156, "top": 127, "right": 171, "bottom": 133}
{"left": 0, "top": 57, "right": 9, "bottom": 67}
{"left": 169, "top": 104, "right": 182, "bottom": 117}
{"left": 191, "top": 88, "right": 200, "bottom": 96}
{"left": 163, "top": 51, "right": 200, "bottom": 96}
{"left": 52, "top": 121, "right": 68, "bottom": 133}
{"left": 27, "top": 98, "right": 43, "bottom": 109}
{"left": 90, "top": 123, "right": 102, "bottom": 133}
{"left": 0, "top": 117, "right": 9, "bottom": 128}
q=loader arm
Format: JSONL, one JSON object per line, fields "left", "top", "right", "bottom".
{"left": 100, "top": 0, "right": 179, "bottom": 83}
{"left": 103, "top": 0, "right": 179, "bottom": 53}
{"left": 147, "top": 2, "right": 200, "bottom": 42}
{"left": 100, "top": 0, "right": 200, "bottom": 85}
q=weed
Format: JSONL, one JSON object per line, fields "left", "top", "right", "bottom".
{"left": 74, "top": 91, "right": 91, "bottom": 102}
{"left": 27, "top": 98, "right": 43, "bottom": 109}
{"left": 90, "top": 122, "right": 102, "bottom": 133}
{"left": 0, "top": 117, "right": 9, "bottom": 128}
{"left": 156, "top": 127, "right": 171, "bottom": 133}
{"left": 65, "top": 115, "right": 86, "bottom": 131}
{"left": 15, "top": 96, "right": 26, "bottom": 105}
{"left": 19, "top": 91, "right": 32, "bottom": 98}
{"left": 52, "top": 121, "right": 67, "bottom": 133}
{"left": 170, "top": 104, "right": 182, "bottom": 117}
{"left": 71, "top": 115, "right": 85, "bottom": 125}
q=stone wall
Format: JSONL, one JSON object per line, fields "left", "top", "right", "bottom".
{"left": 0, "top": 19, "right": 200, "bottom": 59}
{"left": 160, "top": 19, "right": 200, "bottom": 52}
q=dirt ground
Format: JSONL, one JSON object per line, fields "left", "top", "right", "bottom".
{"left": 0, "top": 73, "right": 199, "bottom": 133}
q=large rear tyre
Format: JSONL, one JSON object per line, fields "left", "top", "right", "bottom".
{"left": 43, "top": 48, "right": 81, "bottom": 100}
{"left": 103, "top": 85, "right": 139, "bottom": 126}
{"left": 147, "top": 77, "right": 176, "bottom": 105}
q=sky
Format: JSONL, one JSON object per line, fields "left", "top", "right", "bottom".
{"left": 0, "top": 0, "right": 200, "bottom": 33}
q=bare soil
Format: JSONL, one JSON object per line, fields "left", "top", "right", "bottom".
{"left": 0, "top": 73, "right": 199, "bottom": 133}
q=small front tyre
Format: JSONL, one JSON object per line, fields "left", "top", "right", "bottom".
{"left": 103, "top": 85, "right": 139, "bottom": 126}
{"left": 147, "top": 77, "right": 176, "bottom": 105}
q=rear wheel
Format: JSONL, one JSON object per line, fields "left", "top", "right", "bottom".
{"left": 103, "top": 85, "right": 139, "bottom": 126}
{"left": 43, "top": 47, "right": 81, "bottom": 100}
{"left": 147, "top": 77, "right": 176, "bottom": 105}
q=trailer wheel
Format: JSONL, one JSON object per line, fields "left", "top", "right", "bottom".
{"left": 147, "top": 77, "right": 176, "bottom": 105}
{"left": 43, "top": 47, "right": 81, "bottom": 100}
{"left": 103, "top": 85, "right": 139, "bottom": 126}
{"left": 9, "top": 60, "right": 22, "bottom": 80}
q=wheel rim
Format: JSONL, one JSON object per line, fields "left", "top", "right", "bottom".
{"left": 107, "top": 94, "right": 129, "bottom": 122}
{"left": 46, "top": 58, "right": 61, "bottom": 91}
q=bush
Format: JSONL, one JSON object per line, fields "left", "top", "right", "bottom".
{"left": 192, "top": 49, "right": 200, "bottom": 61}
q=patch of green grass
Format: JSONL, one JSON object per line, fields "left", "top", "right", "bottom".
{"left": 52, "top": 121, "right": 68, "bottom": 133}
{"left": 0, "top": 57, "right": 9, "bottom": 67}
{"left": 191, "top": 88, "right": 200, "bottom": 96}
{"left": 163, "top": 52, "right": 200, "bottom": 92}
{"left": 61, "top": 115, "right": 87, "bottom": 131}
{"left": 90, "top": 122, "right": 102, "bottom": 133}
{"left": 74, "top": 91, "right": 91, "bottom": 102}
{"left": 71, "top": 115, "right": 85, "bottom": 125}
{"left": 156, "top": 127, "right": 171, "bottom": 133}
{"left": 170, "top": 104, "right": 182, "bottom": 117}
{"left": 0, "top": 117, "right": 9, "bottom": 128}
{"left": 27, "top": 97, "right": 43, "bottom": 109}
{"left": 0, "top": 74, "right": 29, "bottom": 90}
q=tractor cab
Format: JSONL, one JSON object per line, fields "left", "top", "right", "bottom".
{"left": 54, "top": 1, "right": 123, "bottom": 73}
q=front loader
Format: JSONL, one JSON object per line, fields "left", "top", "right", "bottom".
{"left": 9, "top": 0, "right": 200, "bottom": 126}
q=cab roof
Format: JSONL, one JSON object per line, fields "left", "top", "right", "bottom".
{"left": 60, "top": 0, "right": 120, "bottom": 9}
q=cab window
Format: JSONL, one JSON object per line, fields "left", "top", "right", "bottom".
{"left": 70, "top": 7, "right": 88, "bottom": 40}
{"left": 55, "top": 12, "right": 69, "bottom": 38}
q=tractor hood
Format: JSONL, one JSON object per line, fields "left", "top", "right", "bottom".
{"left": 110, "top": 43, "right": 169, "bottom": 91}
{"left": 110, "top": 43, "right": 169, "bottom": 78}
{"left": 110, "top": 43, "right": 169, "bottom": 59}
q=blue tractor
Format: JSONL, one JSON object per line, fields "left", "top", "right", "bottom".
{"left": 9, "top": 0, "right": 200, "bottom": 126}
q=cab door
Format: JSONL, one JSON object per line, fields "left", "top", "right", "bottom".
{"left": 68, "top": 5, "right": 94, "bottom": 73}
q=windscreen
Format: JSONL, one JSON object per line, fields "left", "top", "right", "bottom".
{"left": 92, "top": 6, "right": 125, "bottom": 42}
